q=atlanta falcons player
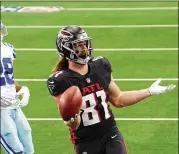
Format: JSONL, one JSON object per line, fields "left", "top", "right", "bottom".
{"left": 47, "top": 25, "right": 176, "bottom": 154}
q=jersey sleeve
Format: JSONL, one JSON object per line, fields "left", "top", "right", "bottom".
{"left": 47, "top": 74, "right": 69, "bottom": 96}
{"left": 101, "top": 57, "right": 112, "bottom": 73}
{"left": 12, "top": 48, "right": 16, "bottom": 60}
{"left": 10, "top": 45, "right": 16, "bottom": 60}
{"left": 4, "top": 43, "right": 16, "bottom": 60}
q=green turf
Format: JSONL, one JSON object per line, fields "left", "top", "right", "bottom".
{"left": 0, "top": 2, "right": 178, "bottom": 154}
{"left": 13, "top": 51, "right": 178, "bottom": 78}
{"left": 1, "top": 1, "right": 178, "bottom": 7}
{"left": 15, "top": 81, "right": 178, "bottom": 118}
{"left": 2, "top": 121, "right": 178, "bottom": 154}
{"left": 5, "top": 28, "right": 178, "bottom": 48}
{"left": 2, "top": 10, "right": 177, "bottom": 25}
{"left": 29, "top": 121, "right": 177, "bottom": 154}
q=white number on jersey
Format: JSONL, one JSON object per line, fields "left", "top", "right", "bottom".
{"left": 0, "top": 58, "right": 14, "bottom": 86}
{"left": 81, "top": 90, "right": 111, "bottom": 126}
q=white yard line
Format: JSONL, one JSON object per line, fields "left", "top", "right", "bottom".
{"left": 27, "top": 118, "right": 178, "bottom": 121}
{"left": 15, "top": 78, "right": 178, "bottom": 82}
{"left": 113, "top": 78, "right": 178, "bottom": 81}
{"left": 64, "top": 7, "right": 178, "bottom": 11}
{"left": 7, "top": 25, "right": 178, "bottom": 29}
{"left": 16, "top": 48, "right": 178, "bottom": 51}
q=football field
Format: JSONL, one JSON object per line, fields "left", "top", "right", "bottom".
{"left": 1, "top": 1, "right": 178, "bottom": 154}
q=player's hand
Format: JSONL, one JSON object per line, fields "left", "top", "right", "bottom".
{"left": 16, "top": 86, "right": 30, "bottom": 108}
{"left": 148, "top": 79, "right": 176, "bottom": 96}
{"left": 64, "top": 110, "right": 83, "bottom": 130}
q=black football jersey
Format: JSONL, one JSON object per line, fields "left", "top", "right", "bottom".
{"left": 47, "top": 57, "right": 117, "bottom": 143}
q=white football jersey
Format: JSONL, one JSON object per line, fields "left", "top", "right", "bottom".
{"left": 1, "top": 42, "right": 19, "bottom": 109}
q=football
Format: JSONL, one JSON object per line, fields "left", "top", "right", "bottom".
{"left": 58, "top": 86, "right": 82, "bottom": 121}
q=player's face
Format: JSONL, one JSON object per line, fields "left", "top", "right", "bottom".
{"left": 73, "top": 41, "right": 89, "bottom": 59}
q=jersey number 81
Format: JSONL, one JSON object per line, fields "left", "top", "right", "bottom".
{"left": 82, "top": 90, "right": 111, "bottom": 126}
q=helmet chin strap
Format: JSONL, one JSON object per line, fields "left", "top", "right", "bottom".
{"left": 67, "top": 55, "right": 90, "bottom": 65}
{"left": 75, "top": 56, "right": 90, "bottom": 65}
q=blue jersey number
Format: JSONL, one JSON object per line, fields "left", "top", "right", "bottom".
{"left": 0, "top": 58, "right": 14, "bottom": 86}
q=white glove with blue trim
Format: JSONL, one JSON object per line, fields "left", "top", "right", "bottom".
{"left": 16, "top": 86, "right": 30, "bottom": 108}
{"left": 149, "top": 79, "right": 176, "bottom": 95}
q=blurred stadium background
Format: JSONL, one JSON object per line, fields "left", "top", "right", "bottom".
{"left": 1, "top": 1, "right": 178, "bottom": 154}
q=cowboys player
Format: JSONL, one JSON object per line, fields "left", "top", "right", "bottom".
{"left": 47, "top": 25, "right": 176, "bottom": 154}
{"left": 0, "top": 21, "right": 35, "bottom": 154}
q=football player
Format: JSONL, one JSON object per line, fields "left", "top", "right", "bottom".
{"left": 47, "top": 25, "right": 176, "bottom": 154}
{"left": 0, "top": 21, "right": 35, "bottom": 154}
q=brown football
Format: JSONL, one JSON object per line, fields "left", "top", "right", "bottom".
{"left": 58, "top": 86, "right": 82, "bottom": 121}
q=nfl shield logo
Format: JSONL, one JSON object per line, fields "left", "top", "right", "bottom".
{"left": 86, "top": 78, "right": 91, "bottom": 83}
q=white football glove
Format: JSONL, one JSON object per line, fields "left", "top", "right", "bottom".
{"left": 16, "top": 86, "right": 30, "bottom": 108}
{"left": 148, "top": 79, "right": 176, "bottom": 96}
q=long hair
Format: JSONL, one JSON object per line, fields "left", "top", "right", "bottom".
{"left": 52, "top": 57, "right": 68, "bottom": 73}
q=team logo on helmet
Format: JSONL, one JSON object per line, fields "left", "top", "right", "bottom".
{"left": 56, "top": 25, "right": 93, "bottom": 65}
{"left": 58, "top": 30, "right": 73, "bottom": 41}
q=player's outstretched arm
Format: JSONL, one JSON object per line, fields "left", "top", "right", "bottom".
{"left": 108, "top": 76, "right": 176, "bottom": 108}
{"left": 15, "top": 82, "right": 30, "bottom": 108}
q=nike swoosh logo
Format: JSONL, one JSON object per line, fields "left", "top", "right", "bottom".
{"left": 111, "top": 134, "right": 118, "bottom": 139}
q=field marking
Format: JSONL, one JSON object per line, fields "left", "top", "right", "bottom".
{"left": 15, "top": 78, "right": 178, "bottom": 82}
{"left": 64, "top": 7, "right": 178, "bottom": 11}
{"left": 7, "top": 25, "right": 178, "bottom": 29}
{"left": 16, "top": 48, "right": 178, "bottom": 52}
{"left": 27, "top": 118, "right": 178, "bottom": 121}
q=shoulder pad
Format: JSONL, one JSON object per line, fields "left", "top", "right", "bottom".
{"left": 91, "top": 56, "right": 112, "bottom": 73}
{"left": 3, "top": 42, "right": 16, "bottom": 59}
{"left": 92, "top": 56, "right": 103, "bottom": 62}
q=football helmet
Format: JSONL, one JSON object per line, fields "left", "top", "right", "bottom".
{"left": 56, "top": 25, "right": 93, "bottom": 64}
{"left": 1, "top": 21, "right": 8, "bottom": 41}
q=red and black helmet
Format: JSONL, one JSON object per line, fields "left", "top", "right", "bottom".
{"left": 56, "top": 25, "right": 93, "bottom": 64}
